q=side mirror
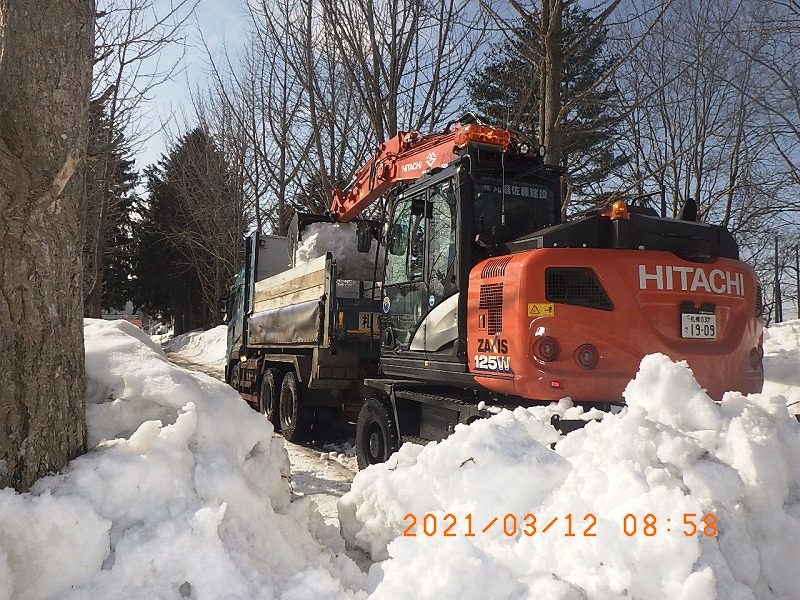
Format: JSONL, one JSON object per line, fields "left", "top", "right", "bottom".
{"left": 217, "top": 296, "right": 228, "bottom": 323}
{"left": 388, "top": 223, "right": 406, "bottom": 255}
{"left": 356, "top": 221, "right": 372, "bottom": 253}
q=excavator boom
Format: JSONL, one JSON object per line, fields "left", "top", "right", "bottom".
{"left": 330, "top": 123, "right": 511, "bottom": 221}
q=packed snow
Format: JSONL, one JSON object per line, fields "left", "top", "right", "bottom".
{"left": 762, "top": 319, "right": 800, "bottom": 415}
{"left": 2, "top": 319, "right": 800, "bottom": 600}
{"left": 340, "top": 353, "right": 800, "bottom": 600}
{"left": 158, "top": 324, "right": 359, "bottom": 530}
{"left": 295, "top": 222, "right": 384, "bottom": 281}
{"left": 0, "top": 320, "right": 365, "bottom": 600}
{"left": 163, "top": 325, "right": 227, "bottom": 375}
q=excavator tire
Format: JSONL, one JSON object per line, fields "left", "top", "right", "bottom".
{"left": 356, "top": 397, "right": 400, "bottom": 469}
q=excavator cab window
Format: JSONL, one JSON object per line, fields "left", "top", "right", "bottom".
{"left": 385, "top": 196, "right": 425, "bottom": 285}
{"left": 473, "top": 178, "right": 558, "bottom": 246}
{"left": 427, "top": 181, "right": 457, "bottom": 302}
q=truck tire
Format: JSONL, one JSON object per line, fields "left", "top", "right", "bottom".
{"left": 260, "top": 368, "right": 282, "bottom": 429}
{"left": 279, "top": 372, "right": 313, "bottom": 442}
{"left": 356, "top": 397, "right": 400, "bottom": 470}
{"left": 228, "top": 362, "right": 240, "bottom": 389}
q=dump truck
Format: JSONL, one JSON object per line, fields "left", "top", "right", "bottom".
{"left": 222, "top": 226, "right": 381, "bottom": 441}
{"left": 225, "top": 114, "right": 764, "bottom": 466}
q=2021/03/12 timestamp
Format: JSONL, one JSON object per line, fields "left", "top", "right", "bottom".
{"left": 401, "top": 512, "right": 718, "bottom": 538}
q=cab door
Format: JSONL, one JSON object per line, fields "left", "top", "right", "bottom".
{"left": 382, "top": 193, "right": 427, "bottom": 350}
{"left": 381, "top": 180, "right": 458, "bottom": 352}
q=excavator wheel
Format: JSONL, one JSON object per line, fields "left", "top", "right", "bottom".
{"left": 356, "top": 397, "right": 400, "bottom": 469}
{"left": 279, "top": 371, "right": 313, "bottom": 442}
{"left": 260, "top": 368, "right": 282, "bottom": 430}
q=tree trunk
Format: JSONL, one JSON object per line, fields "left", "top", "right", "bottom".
{"left": 540, "top": 0, "right": 564, "bottom": 205}
{"left": 0, "top": 0, "right": 94, "bottom": 491}
{"left": 542, "top": 0, "right": 563, "bottom": 164}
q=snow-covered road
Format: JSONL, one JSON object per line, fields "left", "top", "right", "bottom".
{"left": 165, "top": 348, "right": 358, "bottom": 528}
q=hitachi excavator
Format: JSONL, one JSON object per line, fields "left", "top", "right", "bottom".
{"left": 223, "top": 115, "right": 764, "bottom": 468}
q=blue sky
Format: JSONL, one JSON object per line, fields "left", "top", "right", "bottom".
{"left": 133, "top": 0, "right": 248, "bottom": 171}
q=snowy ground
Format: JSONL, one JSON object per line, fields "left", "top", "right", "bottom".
{"left": 1, "top": 319, "right": 798, "bottom": 599}
{"left": 284, "top": 443, "right": 357, "bottom": 526}
{"left": 762, "top": 319, "right": 800, "bottom": 415}
{"left": 340, "top": 354, "right": 800, "bottom": 599}
{"left": 1, "top": 320, "right": 366, "bottom": 599}
{"left": 158, "top": 327, "right": 359, "bottom": 527}
{"left": 163, "top": 326, "right": 228, "bottom": 378}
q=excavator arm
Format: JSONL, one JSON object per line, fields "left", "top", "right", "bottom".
{"left": 330, "top": 122, "right": 512, "bottom": 222}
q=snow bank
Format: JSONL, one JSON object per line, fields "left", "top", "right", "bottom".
{"left": 296, "top": 222, "right": 383, "bottom": 281}
{"left": 164, "top": 325, "right": 227, "bottom": 368}
{"left": 0, "top": 320, "right": 364, "bottom": 600}
{"left": 340, "top": 354, "right": 800, "bottom": 600}
{"left": 763, "top": 319, "right": 800, "bottom": 415}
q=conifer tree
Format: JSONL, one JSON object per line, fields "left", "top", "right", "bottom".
{"left": 84, "top": 102, "right": 138, "bottom": 316}
{"left": 133, "top": 128, "right": 244, "bottom": 333}
{"left": 468, "top": 4, "right": 626, "bottom": 203}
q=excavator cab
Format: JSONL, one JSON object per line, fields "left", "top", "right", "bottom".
{"left": 378, "top": 144, "right": 562, "bottom": 384}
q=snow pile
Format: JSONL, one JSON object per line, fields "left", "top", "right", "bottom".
{"left": 0, "top": 320, "right": 364, "bottom": 600}
{"left": 340, "top": 354, "right": 800, "bottom": 600}
{"left": 296, "top": 222, "right": 384, "bottom": 281}
{"left": 164, "top": 324, "right": 227, "bottom": 368}
{"left": 763, "top": 319, "right": 800, "bottom": 414}
{"left": 149, "top": 331, "right": 173, "bottom": 346}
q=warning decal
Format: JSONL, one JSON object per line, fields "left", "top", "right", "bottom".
{"left": 527, "top": 303, "right": 555, "bottom": 317}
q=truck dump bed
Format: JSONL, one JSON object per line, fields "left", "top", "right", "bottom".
{"left": 247, "top": 252, "right": 379, "bottom": 349}
{"left": 249, "top": 254, "right": 333, "bottom": 347}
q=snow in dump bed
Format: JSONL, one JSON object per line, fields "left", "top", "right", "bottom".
{"left": 295, "top": 222, "right": 384, "bottom": 281}
{"left": 163, "top": 324, "right": 227, "bottom": 368}
{"left": 762, "top": 319, "right": 800, "bottom": 415}
{"left": 0, "top": 320, "right": 365, "bottom": 600}
{"left": 339, "top": 354, "right": 800, "bottom": 600}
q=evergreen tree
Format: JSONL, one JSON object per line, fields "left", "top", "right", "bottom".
{"left": 468, "top": 4, "right": 627, "bottom": 201}
{"left": 133, "top": 128, "right": 245, "bottom": 334}
{"left": 83, "top": 103, "right": 139, "bottom": 316}
{"left": 101, "top": 155, "right": 138, "bottom": 311}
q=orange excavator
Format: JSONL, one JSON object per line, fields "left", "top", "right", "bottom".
{"left": 225, "top": 114, "right": 764, "bottom": 468}
{"left": 330, "top": 115, "right": 763, "bottom": 466}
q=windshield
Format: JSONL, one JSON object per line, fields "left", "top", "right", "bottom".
{"left": 473, "top": 178, "right": 558, "bottom": 244}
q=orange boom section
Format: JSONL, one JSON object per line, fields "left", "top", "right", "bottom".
{"left": 467, "top": 249, "right": 764, "bottom": 402}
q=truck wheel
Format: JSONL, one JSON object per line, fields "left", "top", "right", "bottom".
{"left": 279, "top": 372, "right": 313, "bottom": 442}
{"left": 228, "top": 363, "right": 240, "bottom": 389}
{"left": 260, "top": 368, "right": 282, "bottom": 429}
{"left": 356, "top": 397, "right": 400, "bottom": 469}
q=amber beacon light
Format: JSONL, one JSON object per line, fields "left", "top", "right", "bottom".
{"left": 601, "top": 199, "right": 629, "bottom": 221}
{"left": 454, "top": 124, "right": 512, "bottom": 151}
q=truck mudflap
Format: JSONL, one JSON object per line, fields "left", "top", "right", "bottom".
{"left": 249, "top": 299, "right": 322, "bottom": 345}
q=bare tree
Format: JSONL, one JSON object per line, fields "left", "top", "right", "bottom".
{"left": 83, "top": 0, "right": 196, "bottom": 317}
{"left": 245, "top": 0, "right": 374, "bottom": 211}
{"left": 732, "top": 0, "right": 800, "bottom": 187}
{"left": 0, "top": 0, "right": 94, "bottom": 490}
{"left": 614, "top": 0, "right": 799, "bottom": 230}
{"left": 317, "top": 0, "right": 487, "bottom": 142}
{"left": 195, "top": 20, "right": 314, "bottom": 234}
{"left": 234, "top": 0, "right": 485, "bottom": 208}
{"left": 609, "top": 0, "right": 800, "bottom": 318}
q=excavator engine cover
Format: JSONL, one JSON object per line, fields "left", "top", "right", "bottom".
{"left": 467, "top": 248, "right": 764, "bottom": 402}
